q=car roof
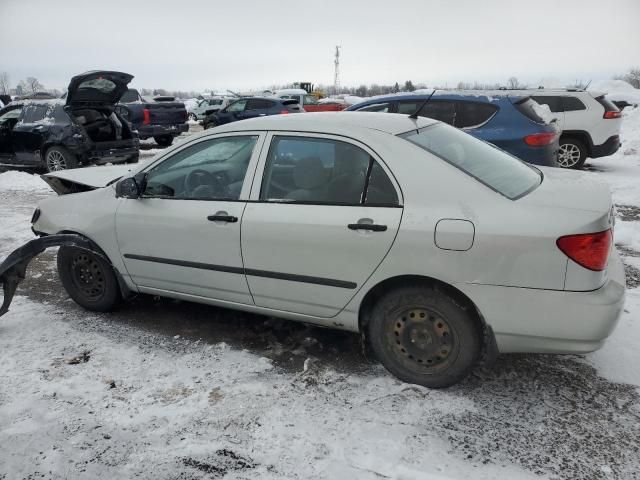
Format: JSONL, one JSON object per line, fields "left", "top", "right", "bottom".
{"left": 212, "top": 111, "right": 437, "bottom": 135}
{"left": 353, "top": 91, "right": 526, "bottom": 106}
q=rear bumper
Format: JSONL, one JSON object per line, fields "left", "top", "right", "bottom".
{"left": 136, "top": 123, "right": 189, "bottom": 138}
{"left": 455, "top": 249, "right": 626, "bottom": 354}
{"left": 591, "top": 135, "right": 621, "bottom": 159}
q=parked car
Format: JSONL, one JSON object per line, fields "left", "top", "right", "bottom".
{"left": 188, "top": 96, "right": 237, "bottom": 121}
{"left": 510, "top": 89, "right": 622, "bottom": 169}
{"left": 272, "top": 89, "right": 347, "bottom": 112}
{"left": 0, "top": 112, "right": 624, "bottom": 388}
{"left": 346, "top": 92, "right": 559, "bottom": 166}
{"left": 0, "top": 95, "right": 11, "bottom": 107}
{"left": 202, "top": 97, "right": 302, "bottom": 129}
{"left": 116, "top": 88, "right": 188, "bottom": 147}
{"left": 0, "top": 71, "right": 139, "bottom": 172}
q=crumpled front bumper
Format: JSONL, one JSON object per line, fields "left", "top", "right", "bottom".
{"left": 0, "top": 234, "right": 95, "bottom": 318}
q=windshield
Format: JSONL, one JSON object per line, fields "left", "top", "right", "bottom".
{"left": 400, "top": 124, "right": 542, "bottom": 199}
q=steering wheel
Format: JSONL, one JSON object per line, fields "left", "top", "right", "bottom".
{"left": 184, "top": 169, "right": 229, "bottom": 198}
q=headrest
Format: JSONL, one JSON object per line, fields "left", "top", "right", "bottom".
{"left": 293, "top": 156, "right": 329, "bottom": 190}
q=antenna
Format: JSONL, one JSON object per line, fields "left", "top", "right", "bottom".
{"left": 409, "top": 89, "right": 436, "bottom": 119}
{"left": 333, "top": 45, "right": 341, "bottom": 95}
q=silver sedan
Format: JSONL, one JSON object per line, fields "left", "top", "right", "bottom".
{"left": 0, "top": 112, "right": 625, "bottom": 388}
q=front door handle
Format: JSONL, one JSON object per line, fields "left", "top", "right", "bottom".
{"left": 207, "top": 214, "right": 238, "bottom": 223}
{"left": 348, "top": 223, "right": 387, "bottom": 232}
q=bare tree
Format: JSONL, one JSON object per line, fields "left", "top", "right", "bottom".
{"left": 624, "top": 67, "right": 640, "bottom": 88}
{"left": 507, "top": 77, "right": 521, "bottom": 89}
{"left": 0, "top": 72, "right": 10, "bottom": 95}
{"left": 25, "top": 77, "right": 44, "bottom": 94}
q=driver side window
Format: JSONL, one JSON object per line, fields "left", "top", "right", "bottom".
{"left": 143, "top": 135, "right": 258, "bottom": 200}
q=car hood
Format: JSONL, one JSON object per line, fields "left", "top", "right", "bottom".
{"left": 519, "top": 167, "right": 612, "bottom": 214}
{"left": 42, "top": 164, "right": 137, "bottom": 195}
{"left": 66, "top": 71, "right": 134, "bottom": 107}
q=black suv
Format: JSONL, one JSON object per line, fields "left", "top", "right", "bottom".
{"left": 0, "top": 71, "right": 139, "bottom": 172}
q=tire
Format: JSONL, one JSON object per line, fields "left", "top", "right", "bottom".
{"left": 57, "top": 246, "right": 121, "bottom": 313}
{"left": 154, "top": 135, "right": 174, "bottom": 147}
{"left": 367, "top": 285, "right": 482, "bottom": 388}
{"left": 45, "top": 146, "right": 78, "bottom": 172}
{"left": 188, "top": 113, "right": 197, "bottom": 121}
{"left": 557, "top": 137, "right": 587, "bottom": 169}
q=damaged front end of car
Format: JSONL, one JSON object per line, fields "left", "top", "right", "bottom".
{"left": 0, "top": 234, "right": 95, "bottom": 318}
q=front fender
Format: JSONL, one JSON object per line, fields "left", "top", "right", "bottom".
{"left": 0, "top": 234, "right": 95, "bottom": 318}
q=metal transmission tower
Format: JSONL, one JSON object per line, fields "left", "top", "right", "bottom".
{"left": 333, "top": 45, "right": 341, "bottom": 95}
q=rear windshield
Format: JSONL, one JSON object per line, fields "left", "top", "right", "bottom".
{"left": 78, "top": 78, "right": 117, "bottom": 93}
{"left": 400, "top": 124, "right": 542, "bottom": 200}
{"left": 594, "top": 95, "right": 619, "bottom": 112}
{"left": 514, "top": 98, "right": 549, "bottom": 124}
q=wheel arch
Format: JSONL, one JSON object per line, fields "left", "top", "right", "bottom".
{"left": 357, "top": 274, "right": 497, "bottom": 363}
{"left": 560, "top": 130, "right": 594, "bottom": 156}
{"left": 56, "top": 229, "right": 133, "bottom": 298}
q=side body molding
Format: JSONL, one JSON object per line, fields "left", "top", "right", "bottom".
{"left": 0, "top": 234, "right": 95, "bottom": 317}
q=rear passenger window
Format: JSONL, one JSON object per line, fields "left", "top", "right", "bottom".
{"left": 398, "top": 101, "right": 456, "bottom": 125}
{"left": 357, "top": 103, "right": 391, "bottom": 112}
{"left": 261, "top": 136, "right": 398, "bottom": 205}
{"left": 365, "top": 162, "right": 398, "bottom": 205}
{"left": 454, "top": 102, "right": 498, "bottom": 128}
{"left": 562, "top": 97, "right": 586, "bottom": 111}
{"left": 21, "top": 104, "right": 49, "bottom": 123}
{"left": 532, "top": 96, "right": 563, "bottom": 113}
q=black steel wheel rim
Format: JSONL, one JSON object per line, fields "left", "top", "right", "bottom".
{"left": 70, "top": 254, "right": 106, "bottom": 301}
{"left": 386, "top": 307, "right": 459, "bottom": 373}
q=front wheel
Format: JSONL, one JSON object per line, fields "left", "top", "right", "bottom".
{"left": 557, "top": 138, "right": 587, "bottom": 169}
{"left": 45, "top": 146, "right": 78, "bottom": 172}
{"left": 57, "top": 246, "right": 121, "bottom": 312}
{"left": 154, "top": 135, "right": 174, "bottom": 147}
{"left": 367, "top": 285, "right": 481, "bottom": 388}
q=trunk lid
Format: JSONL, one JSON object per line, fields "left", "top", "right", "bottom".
{"left": 66, "top": 71, "right": 134, "bottom": 107}
{"left": 519, "top": 167, "right": 613, "bottom": 215}
{"left": 41, "top": 164, "right": 137, "bottom": 195}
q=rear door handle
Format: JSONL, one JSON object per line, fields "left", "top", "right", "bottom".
{"left": 348, "top": 223, "right": 387, "bottom": 232}
{"left": 207, "top": 214, "right": 238, "bottom": 223}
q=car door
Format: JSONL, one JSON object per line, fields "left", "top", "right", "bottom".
{"left": 237, "top": 99, "right": 269, "bottom": 121}
{"left": 241, "top": 133, "right": 403, "bottom": 318}
{"left": 115, "top": 132, "right": 265, "bottom": 304}
{"left": 0, "top": 106, "right": 23, "bottom": 160}
{"left": 12, "top": 103, "right": 50, "bottom": 165}
{"left": 561, "top": 96, "right": 587, "bottom": 131}
{"left": 220, "top": 99, "right": 248, "bottom": 124}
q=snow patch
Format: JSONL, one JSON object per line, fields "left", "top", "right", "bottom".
{"left": 0, "top": 171, "right": 49, "bottom": 191}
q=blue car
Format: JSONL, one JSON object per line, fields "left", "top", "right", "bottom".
{"left": 202, "top": 97, "right": 302, "bottom": 129}
{"left": 346, "top": 93, "right": 559, "bottom": 166}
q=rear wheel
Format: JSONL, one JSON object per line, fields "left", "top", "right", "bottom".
{"left": 45, "top": 146, "right": 78, "bottom": 172}
{"left": 557, "top": 138, "right": 587, "bottom": 169}
{"left": 57, "top": 246, "right": 120, "bottom": 312}
{"left": 154, "top": 135, "right": 174, "bottom": 147}
{"left": 367, "top": 285, "right": 482, "bottom": 388}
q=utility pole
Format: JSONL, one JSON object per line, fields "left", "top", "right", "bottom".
{"left": 333, "top": 45, "right": 341, "bottom": 95}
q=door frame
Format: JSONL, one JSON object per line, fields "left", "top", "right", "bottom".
{"left": 247, "top": 130, "right": 404, "bottom": 204}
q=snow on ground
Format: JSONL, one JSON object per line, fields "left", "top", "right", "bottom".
{"left": 2, "top": 116, "right": 640, "bottom": 479}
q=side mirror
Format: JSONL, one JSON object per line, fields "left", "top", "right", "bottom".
{"left": 115, "top": 173, "right": 146, "bottom": 199}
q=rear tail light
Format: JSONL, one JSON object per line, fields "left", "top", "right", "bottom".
{"left": 524, "top": 132, "right": 557, "bottom": 146}
{"left": 143, "top": 108, "right": 151, "bottom": 125}
{"left": 604, "top": 111, "right": 622, "bottom": 119}
{"left": 280, "top": 109, "right": 290, "bottom": 114}
{"left": 556, "top": 230, "right": 612, "bottom": 271}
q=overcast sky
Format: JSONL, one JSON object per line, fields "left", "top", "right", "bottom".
{"left": 1, "top": 0, "right": 639, "bottom": 92}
